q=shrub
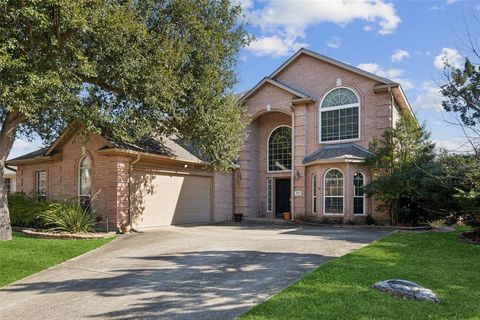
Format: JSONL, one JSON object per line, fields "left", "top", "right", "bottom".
{"left": 38, "top": 202, "right": 96, "bottom": 233}
{"left": 8, "top": 193, "right": 49, "bottom": 228}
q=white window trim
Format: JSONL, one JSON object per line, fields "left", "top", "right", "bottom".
{"left": 312, "top": 173, "right": 317, "bottom": 214}
{"left": 318, "top": 86, "right": 361, "bottom": 144}
{"left": 323, "top": 168, "right": 344, "bottom": 216}
{"left": 78, "top": 156, "right": 92, "bottom": 198}
{"left": 353, "top": 172, "right": 367, "bottom": 216}
{"left": 266, "top": 178, "right": 273, "bottom": 212}
{"left": 266, "top": 125, "right": 293, "bottom": 173}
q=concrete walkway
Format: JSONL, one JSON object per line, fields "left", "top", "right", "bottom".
{"left": 0, "top": 222, "right": 389, "bottom": 320}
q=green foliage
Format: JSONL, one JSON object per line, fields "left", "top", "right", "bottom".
{"left": 38, "top": 202, "right": 95, "bottom": 233}
{"left": 7, "top": 193, "right": 49, "bottom": 228}
{"left": 441, "top": 59, "right": 480, "bottom": 128}
{"left": 0, "top": 232, "right": 113, "bottom": 287}
{"left": 366, "top": 114, "right": 437, "bottom": 225}
{"left": 0, "top": 0, "right": 251, "bottom": 170}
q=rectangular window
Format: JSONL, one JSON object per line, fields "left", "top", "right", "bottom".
{"left": 321, "top": 107, "right": 359, "bottom": 142}
{"left": 266, "top": 178, "right": 273, "bottom": 212}
{"left": 3, "top": 178, "right": 11, "bottom": 194}
{"left": 312, "top": 175, "right": 317, "bottom": 213}
{"left": 35, "top": 171, "right": 47, "bottom": 200}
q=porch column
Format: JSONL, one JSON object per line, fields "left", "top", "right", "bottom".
{"left": 292, "top": 103, "right": 307, "bottom": 217}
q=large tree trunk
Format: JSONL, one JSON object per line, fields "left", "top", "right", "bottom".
{"left": 0, "top": 111, "right": 22, "bottom": 241}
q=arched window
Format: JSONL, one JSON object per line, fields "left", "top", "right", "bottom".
{"left": 79, "top": 156, "right": 92, "bottom": 208}
{"left": 268, "top": 126, "right": 292, "bottom": 172}
{"left": 320, "top": 87, "right": 360, "bottom": 142}
{"left": 354, "top": 172, "right": 365, "bottom": 215}
{"left": 324, "top": 169, "right": 343, "bottom": 215}
{"left": 312, "top": 174, "right": 317, "bottom": 213}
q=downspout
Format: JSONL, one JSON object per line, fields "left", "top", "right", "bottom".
{"left": 290, "top": 103, "right": 295, "bottom": 221}
{"left": 127, "top": 153, "right": 141, "bottom": 232}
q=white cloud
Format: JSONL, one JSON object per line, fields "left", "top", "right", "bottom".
{"left": 326, "top": 36, "right": 341, "bottom": 49}
{"left": 363, "top": 25, "right": 375, "bottom": 31}
{"left": 413, "top": 81, "right": 443, "bottom": 111}
{"left": 434, "top": 48, "right": 463, "bottom": 70}
{"left": 391, "top": 49, "right": 410, "bottom": 62}
{"left": 446, "top": 0, "right": 458, "bottom": 4}
{"left": 244, "top": 0, "right": 401, "bottom": 56}
{"left": 356, "top": 63, "right": 414, "bottom": 90}
{"left": 477, "top": 3, "right": 480, "bottom": 10}
{"left": 247, "top": 35, "right": 307, "bottom": 57}
{"left": 8, "top": 138, "right": 42, "bottom": 160}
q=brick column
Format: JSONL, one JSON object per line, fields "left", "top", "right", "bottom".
{"left": 293, "top": 104, "right": 307, "bottom": 217}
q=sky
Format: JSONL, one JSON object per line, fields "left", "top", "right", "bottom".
{"left": 8, "top": 0, "right": 480, "bottom": 160}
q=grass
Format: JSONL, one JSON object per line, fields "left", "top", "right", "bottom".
{"left": 0, "top": 232, "right": 114, "bottom": 287}
{"left": 242, "top": 228, "right": 480, "bottom": 320}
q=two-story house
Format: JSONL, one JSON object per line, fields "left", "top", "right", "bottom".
{"left": 234, "top": 48, "right": 413, "bottom": 223}
{"left": 7, "top": 48, "right": 414, "bottom": 230}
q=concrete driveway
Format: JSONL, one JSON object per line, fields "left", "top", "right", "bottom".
{"left": 0, "top": 222, "right": 389, "bottom": 320}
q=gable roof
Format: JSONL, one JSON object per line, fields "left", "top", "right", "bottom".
{"left": 7, "top": 128, "right": 204, "bottom": 165}
{"left": 303, "top": 143, "right": 374, "bottom": 164}
{"left": 270, "top": 48, "right": 397, "bottom": 85}
{"left": 238, "top": 77, "right": 316, "bottom": 104}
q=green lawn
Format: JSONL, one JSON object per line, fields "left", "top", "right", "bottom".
{"left": 0, "top": 232, "right": 114, "bottom": 287}
{"left": 242, "top": 229, "right": 480, "bottom": 320}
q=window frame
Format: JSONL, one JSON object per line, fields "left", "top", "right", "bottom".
{"left": 266, "top": 125, "right": 292, "bottom": 173}
{"left": 323, "top": 168, "right": 344, "bottom": 216}
{"left": 4, "top": 178, "right": 11, "bottom": 194}
{"left": 319, "top": 86, "right": 361, "bottom": 144}
{"left": 266, "top": 178, "right": 273, "bottom": 212}
{"left": 353, "top": 172, "right": 366, "bottom": 216}
{"left": 312, "top": 173, "right": 317, "bottom": 214}
{"left": 35, "top": 170, "right": 47, "bottom": 200}
{"left": 78, "top": 155, "right": 92, "bottom": 208}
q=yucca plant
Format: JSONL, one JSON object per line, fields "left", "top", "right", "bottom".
{"left": 38, "top": 202, "right": 96, "bottom": 233}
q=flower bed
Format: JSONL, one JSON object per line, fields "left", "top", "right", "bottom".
{"left": 20, "top": 229, "right": 116, "bottom": 240}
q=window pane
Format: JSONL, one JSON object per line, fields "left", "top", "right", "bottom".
{"left": 321, "top": 107, "right": 359, "bottom": 142}
{"left": 324, "top": 169, "right": 344, "bottom": 214}
{"left": 325, "top": 197, "right": 343, "bottom": 214}
{"left": 266, "top": 178, "right": 273, "bottom": 212}
{"left": 354, "top": 197, "right": 364, "bottom": 215}
{"left": 4, "top": 178, "right": 11, "bottom": 194}
{"left": 268, "top": 127, "right": 292, "bottom": 171}
{"left": 35, "top": 171, "right": 47, "bottom": 199}
{"left": 322, "top": 88, "right": 359, "bottom": 108}
{"left": 354, "top": 173, "right": 364, "bottom": 197}
{"left": 79, "top": 157, "right": 92, "bottom": 197}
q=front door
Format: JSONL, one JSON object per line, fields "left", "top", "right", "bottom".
{"left": 275, "top": 178, "right": 291, "bottom": 218}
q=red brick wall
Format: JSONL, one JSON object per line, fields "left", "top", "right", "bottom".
{"left": 237, "top": 53, "right": 398, "bottom": 223}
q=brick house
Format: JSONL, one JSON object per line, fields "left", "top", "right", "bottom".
{"left": 7, "top": 48, "right": 414, "bottom": 230}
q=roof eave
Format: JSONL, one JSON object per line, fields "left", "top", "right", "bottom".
{"left": 96, "top": 148, "right": 206, "bottom": 166}
{"left": 303, "top": 156, "right": 366, "bottom": 166}
{"left": 6, "top": 156, "right": 54, "bottom": 166}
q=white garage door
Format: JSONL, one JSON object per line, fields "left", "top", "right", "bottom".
{"left": 132, "top": 172, "right": 212, "bottom": 229}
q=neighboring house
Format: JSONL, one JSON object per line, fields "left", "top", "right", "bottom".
{"left": 235, "top": 48, "right": 414, "bottom": 224}
{"left": 3, "top": 167, "right": 16, "bottom": 194}
{"left": 7, "top": 48, "right": 415, "bottom": 230}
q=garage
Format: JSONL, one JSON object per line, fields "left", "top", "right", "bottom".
{"left": 131, "top": 171, "right": 212, "bottom": 229}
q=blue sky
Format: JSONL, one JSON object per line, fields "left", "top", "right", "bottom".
{"left": 8, "top": 0, "right": 479, "bottom": 159}
{"left": 234, "top": 0, "right": 480, "bottom": 152}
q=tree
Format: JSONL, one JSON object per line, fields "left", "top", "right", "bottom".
{"left": 0, "top": 0, "right": 251, "bottom": 240}
{"left": 366, "top": 115, "right": 437, "bottom": 225}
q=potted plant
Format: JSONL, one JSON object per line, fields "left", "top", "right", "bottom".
{"left": 283, "top": 212, "right": 291, "bottom": 221}
{"left": 233, "top": 213, "right": 243, "bottom": 222}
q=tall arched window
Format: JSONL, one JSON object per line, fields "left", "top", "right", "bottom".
{"left": 354, "top": 172, "right": 365, "bottom": 215}
{"left": 268, "top": 126, "right": 292, "bottom": 172}
{"left": 324, "top": 169, "right": 343, "bottom": 215}
{"left": 320, "top": 87, "right": 360, "bottom": 142}
{"left": 79, "top": 156, "right": 92, "bottom": 208}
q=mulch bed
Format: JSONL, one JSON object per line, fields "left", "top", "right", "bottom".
{"left": 459, "top": 231, "right": 480, "bottom": 245}
{"left": 20, "top": 229, "right": 116, "bottom": 240}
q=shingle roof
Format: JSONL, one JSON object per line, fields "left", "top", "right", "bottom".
{"left": 8, "top": 133, "right": 204, "bottom": 164}
{"left": 303, "top": 143, "right": 374, "bottom": 164}
{"left": 7, "top": 148, "right": 49, "bottom": 162}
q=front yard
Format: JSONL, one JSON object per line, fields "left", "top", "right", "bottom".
{"left": 242, "top": 227, "right": 480, "bottom": 319}
{"left": 0, "top": 232, "right": 114, "bottom": 287}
